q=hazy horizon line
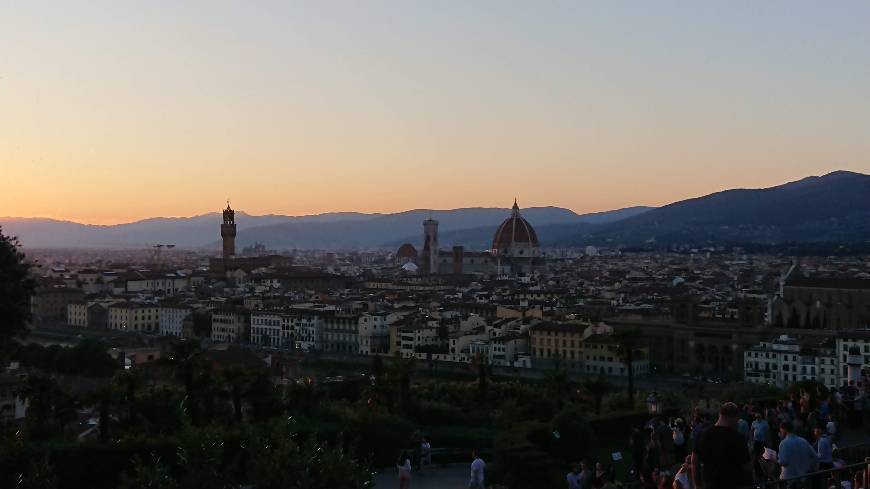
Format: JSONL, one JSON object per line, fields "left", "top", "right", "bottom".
{"left": 0, "top": 203, "right": 655, "bottom": 227}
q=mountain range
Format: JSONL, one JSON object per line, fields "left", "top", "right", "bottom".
{"left": 563, "top": 170, "right": 870, "bottom": 247}
{"left": 0, "top": 206, "right": 649, "bottom": 250}
{"left": 3, "top": 170, "right": 869, "bottom": 250}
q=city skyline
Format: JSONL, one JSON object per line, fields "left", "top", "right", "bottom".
{"left": 3, "top": 1, "right": 870, "bottom": 224}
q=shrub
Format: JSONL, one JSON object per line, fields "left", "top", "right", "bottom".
{"left": 550, "top": 406, "right": 596, "bottom": 458}
{"left": 353, "top": 412, "right": 415, "bottom": 466}
{"left": 413, "top": 401, "right": 466, "bottom": 426}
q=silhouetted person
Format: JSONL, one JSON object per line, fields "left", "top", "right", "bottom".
{"left": 693, "top": 402, "right": 751, "bottom": 489}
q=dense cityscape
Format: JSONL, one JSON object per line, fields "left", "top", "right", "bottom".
{"left": 3, "top": 198, "right": 870, "bottom": 488}
{"left": 4, "top": 2, "right": 870, "bottom": 488}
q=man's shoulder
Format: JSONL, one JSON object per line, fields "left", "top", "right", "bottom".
{"left": 703, "top": 425, "right": 741, "bottom": 439}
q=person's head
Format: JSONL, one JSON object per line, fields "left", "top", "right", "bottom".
{"left": 718, "top": 402, "right": 740, "bottom": 429}
{"left": 780, "top": 421, "right": 794, "bottom": 438}
{"left": 580, "top": 459, "right": 589, "bottom": 470}
{"left": 571, "top": 462, "right": 580, "bottom": 474}
{"left": 755, "top": 412, "right": 763, "bottom": 420}
{"left": 595, "top": 461, "right": 604, "bottom": 472}
{"left": 814, "top": 425, "right": 825, "bottom": 437}
{"left": 471, "top": 448, "right": 479, "bottom": 460}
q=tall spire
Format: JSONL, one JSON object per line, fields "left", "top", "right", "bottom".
{"left": 512, "top": 198, "right": 520, "bottom": 216}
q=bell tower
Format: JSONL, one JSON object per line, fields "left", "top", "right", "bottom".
{"left": 422, "top": 217, "right": 439, "bottom": 274}
{"left": 221, "top": 201, "right": 236, "bottom": 259}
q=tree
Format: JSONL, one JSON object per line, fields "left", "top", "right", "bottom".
{"left": 221, "top": 366, "right": 250, "bottom": 424}
{"left": 581, "top": 375, "right": 611, "bottom": 416}
{"left": 120, "top": 454, "right": 178, "bottom": 489}
{"left": 371, "top": 354, "right": 385, "bottom": 379}
{"left": 247, "top": 370, "right": 283, "bottom": 422}
{"left": 191, "top": 311, "right": 213, "bottom": 338}
{"left": 0, "top": 228, "right": 35, "bottom": 352}
{"left": 249, "top": 421, "right": 373, "bottom": 489}
{"left": 543, "top": 367, "right": 572, "bottom": 410}
{"left": 16, "top": 375, "right": 77, "bottom": 441}
{"left": 87, "top": 384, "right": 117, "bottom": 443}
{"left": 116, "top": 370, "right": 141, "bottom": 429}
{"left": 16, "top": 453, "right": 58, "bottom": 489}
{"left": 472, "top": 352, "right": 489, "bottom": 400}
{"left": 388, "top": 353, "right": 415, "bottom": 415}
{"left": 614, "top": 329, "right": 640, "bottom": 408}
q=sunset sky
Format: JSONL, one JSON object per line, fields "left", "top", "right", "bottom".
{"left": 2, "top": 1, "right": 869, "bottom": 225}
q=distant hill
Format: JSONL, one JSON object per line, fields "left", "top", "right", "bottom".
{"left": 16, "top": 169, "right": 869, "bottom": 251}
{"left": 2, "top": 205, "right": 650, "bottom": 250}
{"left": 236, "top": 206, "right": 645, "bottom": 250}
{"left": 0, "top": 212, "right": 362, "bottom": 249}
{"left": 557, "top": 171, "right": 870, "bottom": 247}
{"left": 388, "top": 206, "right": 651, "bottom": 250}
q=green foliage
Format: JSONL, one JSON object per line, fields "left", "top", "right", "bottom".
{"left": 191, "top": 311, "right": 212, "bottom": 338}
{"left": 11, "top": 339, "right": 119, "bottom": 377}
{"left": 246, "top": 371, "right": 283, "bottom": 422}
{"left": 413, "top": 401, "right": 466, "bottom": 426}
{"left": 490, "top": 399, "right": 522, "bottom": 429}
{"left": 613, "top": 329, "right": 642, "bottom": 404}
{"left": 249, "top": 421, "right": 373, "bottom": 489}
{"left": 354, "top": 411, "right": 415, "bottom": 466}
{"left": 0, "top": 228, "right": 35, "bottom": 352}
{"left": 551, "top": 406, "right": 596, "bottom": 458}
{"left": 603, "top": 390, "right": 635, "bottom": 412}
{"left": 17, "top": 375, "right": 78, "bottom": 441}
{"left": 491, "top": 422, "right": 563, "bottom": 489}
{"left": 119, "top": 454, "right": 178, "bottom": 489}
{"left": 720, "top": 383, "right": 783, "bottom": 404}
{"left": 134, "top": 387, "right": 186, "bottom": 436}
{"left": 581, "top": 375, "right": 611, "bottom": 415}
{"left": 16, "top": 453, "right": 58, "bottom": 489}
{"left": 176, "top": 427, "right": 237, "bottom": 489}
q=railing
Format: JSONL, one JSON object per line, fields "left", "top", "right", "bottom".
{"left": 738, "top": 459, "right": 870, "bottom": 489}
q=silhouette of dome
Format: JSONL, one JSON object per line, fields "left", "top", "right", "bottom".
{"left": 492, "top": 200, "right": 539, "bottom": 252}
{"left": 396, "top": 243, "right": 418, "bottom": 259}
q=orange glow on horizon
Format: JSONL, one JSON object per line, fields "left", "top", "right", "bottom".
{"left": 1, "top": 3, "right": 868, "bottom": 225}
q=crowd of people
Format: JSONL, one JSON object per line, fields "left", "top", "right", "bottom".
{"left": 616, "top": 382, "right": 870, "bottom": 489}
{"left": 391, "top": 382, "right": 870, "bottom": 488}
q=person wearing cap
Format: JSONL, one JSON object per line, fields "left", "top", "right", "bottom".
{"left": 692, "top": 402, "right": 752, "bottom": 489}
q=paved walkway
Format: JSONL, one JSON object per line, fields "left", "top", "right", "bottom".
{"left": 375, "top": 464, "right": 469, "bottom": 489}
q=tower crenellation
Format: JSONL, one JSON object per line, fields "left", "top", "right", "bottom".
{"left": 221, "top": 202, "right": 237, "bottom": 259}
